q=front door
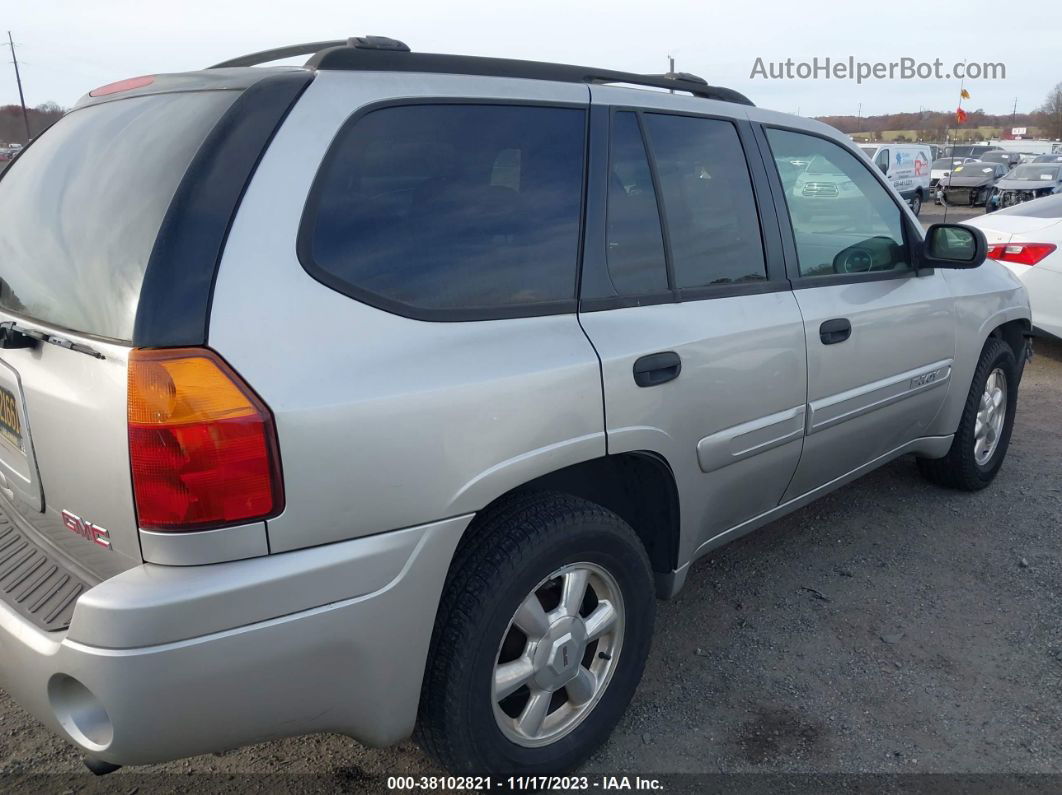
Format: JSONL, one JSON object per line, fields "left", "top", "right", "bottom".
{"left": 759, "top": 126, "right": 956, "bottom": 500}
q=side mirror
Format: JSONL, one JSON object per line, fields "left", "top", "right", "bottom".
{"left": 921, "top": 223, "right": 987, "bottom": 269}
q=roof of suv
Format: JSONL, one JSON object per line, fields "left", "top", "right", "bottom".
{"left": 79, "top": 36, "right": 754, "bottom": 109}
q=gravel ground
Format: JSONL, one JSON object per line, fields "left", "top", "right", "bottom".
{"left": 1, "top": 330, "right": 1059, "bottom": 791}
{"left": 919, "top": 201, "right": 983, "bottom": 228}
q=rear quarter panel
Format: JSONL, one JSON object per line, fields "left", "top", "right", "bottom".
{"left": 208, "top": 73, "right": 605, "bottom": 552}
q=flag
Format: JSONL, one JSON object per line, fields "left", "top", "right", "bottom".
{"left": 960, "top": 89, "right": 971, "bottom": 100}
{"left": 956, "top": 107, "right": 968, "bottom": 124}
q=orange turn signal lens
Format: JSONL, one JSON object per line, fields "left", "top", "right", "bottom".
{"left": 128, "top": 348, "right": 283, "bottom": 531}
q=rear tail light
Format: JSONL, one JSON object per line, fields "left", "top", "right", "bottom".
{"left": 986, "top": 242, "right": 1057, "bottom": 266}
{"left": 128, "top": 348, "right": 283, "bottom": 531}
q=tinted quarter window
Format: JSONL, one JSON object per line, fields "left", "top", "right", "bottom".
{"left": 304, "top": 104, "right": 587, "bottom": 316}
{"left": 643, "top": 114, "right": 767, "bottom": 289}
{"left": 0, "top": 91, "right": 238, "bottom": 340}
{"left": 606, "top": 112, "right": 668, "bottom": 295}
{"left": 766, "top": 128, "right": 910, "bottom": 278}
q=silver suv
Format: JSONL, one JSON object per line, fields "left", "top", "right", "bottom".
{"left": 0, "top": 37, "right": 1032, "bottom": 776}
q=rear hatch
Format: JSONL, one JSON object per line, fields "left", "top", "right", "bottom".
{"left": 0, "top": 88, "right": 241, "bottom": 584}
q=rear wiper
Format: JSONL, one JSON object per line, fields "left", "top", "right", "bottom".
{"left": 0, "top": 321, "right": 106, "bottom": 360}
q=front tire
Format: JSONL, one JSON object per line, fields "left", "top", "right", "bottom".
{"left": 415, "top": 493, "right": 655, "bottom": 775}
{"left": 917, "top": 337, "right": 1018, "bottom": 490}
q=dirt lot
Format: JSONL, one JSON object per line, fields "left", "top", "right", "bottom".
{"left": 1, "top": 279, "right": 1059, "bottom": 790}
{"left": 919, "top": 201, "right": 984, "bottom": 228}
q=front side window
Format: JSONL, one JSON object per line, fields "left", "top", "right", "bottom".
{"left": 766, "top": 129, "right": 911, "bottom": 279}
{"left": 642, "top": 114, "right": 767, "bottom": 288}
{"left": 302, "top": 104, "right": 587, "bottom": 317}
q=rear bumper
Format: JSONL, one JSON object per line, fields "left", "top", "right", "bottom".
{"left": 0, "top": 514, "right": 469, "bottom": 765}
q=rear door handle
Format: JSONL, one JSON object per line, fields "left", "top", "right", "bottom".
{"left": 633, "top": 352, "right": 681, "bottom": 387}
{"left": 819, "top": 318, "right": 852, "bottom": 345}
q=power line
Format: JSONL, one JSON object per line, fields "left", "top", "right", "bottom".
{"left": 5, "top": 31, "right": 31, "bottom": 140}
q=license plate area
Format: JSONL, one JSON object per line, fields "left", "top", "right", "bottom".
{"left": 0, "top": 358, "right": 43, "bottom": 511}
{"left": 0, "top": 383, "right": 24, "bottom": 452}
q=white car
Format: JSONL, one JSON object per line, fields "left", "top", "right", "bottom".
{"left": 965, "top": 194, "right": 1062, "bottom": 339}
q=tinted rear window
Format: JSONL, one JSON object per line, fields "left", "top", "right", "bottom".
{"left": 0, "top": 91, "right": 238, "bottom": 340}
{"left": 302, "top": 104, "right": 586, "bottom": 318}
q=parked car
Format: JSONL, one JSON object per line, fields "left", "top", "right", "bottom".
{"left": 1031, "top": 153, "right": 1062, "bottom": 164}
{"left": 986, "top": 163, "right": 1062, "bottom": 211}
{"left": 947, "top": 144, "right": 1003, "bottom": 158}
{"left": 0, "top": 37, "right": 1032, "bottom": 777}
{"left": 930, "top": 157, "right": 977, "bottom": 203}
{"left": 980, "top": 150, "right": 1022, "bottom": 170}
{"left": 858, "top": 142, "right": 932, "bottom": 215}
{"left": 939, "top": 161, "right": 1009, "bottom": 206}
{"left": 966, "top": 194, "right": 1062, "bottom": 339}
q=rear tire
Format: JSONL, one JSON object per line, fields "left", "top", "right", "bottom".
{"left": 917, "top": 337, "right": 1018, "bottom": 490}
{"left": 415, "top": 492, "right": 655, "bottom": 775}
{"left": 910, "top": 192, "right": 922, "bottom": 216}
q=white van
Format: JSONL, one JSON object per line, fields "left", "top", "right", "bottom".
{"left": 859, "top": 143, "right": 932, "bottom": 216}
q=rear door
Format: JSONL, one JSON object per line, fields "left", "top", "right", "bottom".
{"left": 756, "top": 124, "right": 956, "bottom": 499}
{"left": 578, "top": 89, "right": 808, "bottom": 564}
{"left": 0, "top": 89, "right": 241, "bottom": 581}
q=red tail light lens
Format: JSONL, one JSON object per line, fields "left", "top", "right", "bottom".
{"left": 128, "top": 348, "right": 283, "bottom": 531}
{"left": 986, "top": 242, "right": 1057, "bottom": 266}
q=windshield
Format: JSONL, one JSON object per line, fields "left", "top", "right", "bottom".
{"left": 951, "top": 163, "right": 996, "bottom": 176}
{"left": 1008, "top": 165, "right": 1061, "bottom": 181}
{"left": 932, "top": 158, "right": 964, "bottom": 169}
{"left": 1033, "top": 155, "right": 1062, "bottom": 163}
{"left": 0, "top": 90, "right": 238, "bottom": 340}
{"left": 859, "top": 146, "right": 877, "bottom": 157}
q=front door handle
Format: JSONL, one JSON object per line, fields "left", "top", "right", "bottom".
{"left": 819, "top": 318, "right": 852, "bottom": 345}
{"left": 633, "top": 351, "right": 681, "bottom": 387}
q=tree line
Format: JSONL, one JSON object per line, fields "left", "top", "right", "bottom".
{"left": 815, "top": 81, "right": 1062, "bottom": 141}
{"left": 4, "top": 82, "right": 1062, "bottom": 147}
{"left": 0, "top": 102, "right": 65, "bottom": 145}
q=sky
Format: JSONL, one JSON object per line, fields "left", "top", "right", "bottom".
{"left": 3, "top": 0, "right": 1061, "bottom": 118}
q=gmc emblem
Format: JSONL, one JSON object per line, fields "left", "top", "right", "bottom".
{"left": 61, "top": 510, "right": 111, "bottom": 550}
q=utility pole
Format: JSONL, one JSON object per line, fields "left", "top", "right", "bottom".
{"left": 6, "top": 31, "right": 31, "bottom": 141}
{"left": 667, "top": 54, "right": 675, "bottom": 93}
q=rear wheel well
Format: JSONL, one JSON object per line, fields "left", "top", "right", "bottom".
{"left": 459, "top": 453, "right": 680, "bottom": 577}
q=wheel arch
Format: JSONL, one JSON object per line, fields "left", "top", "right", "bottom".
{"left": 933, "top": 310, "right": 1031, "bottom": 439}
{"left": 452, "top": 452, "right": 681, "bottom": 596}
{"left": 988, "top": 316, "right": 1031, "bottom": 364}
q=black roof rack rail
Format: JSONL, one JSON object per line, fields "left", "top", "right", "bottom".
{"left": 209, "top": 38, "right": 754, "bottom": 106}
{"left": 210, "top": 40, "right": 348, "bottom": 69}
